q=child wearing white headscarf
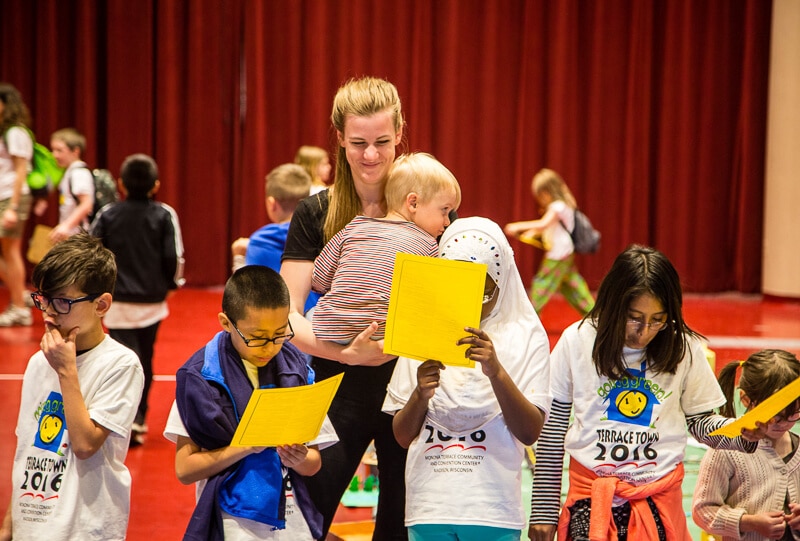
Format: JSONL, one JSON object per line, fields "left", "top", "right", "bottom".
{"left": 382, "top": 216, "right": 552, "bottom": 540}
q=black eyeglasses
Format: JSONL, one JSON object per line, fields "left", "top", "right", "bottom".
{"left": 228, "top": 318, "right": 294, "bottom": 348}
{"left": 31, "top": 292, "right": 101, "bottom": 315}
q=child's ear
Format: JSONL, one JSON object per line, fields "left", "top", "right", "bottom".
{"left": 117, "top": 179, "right": 128, "bottom": 197}
{"left": 218, "top": 312, "right": 232, "bottom": 332}
{"left": 95, "top": 293, "right": 113, "bottom": 317}
{"left": 148, "top": 180, "right": 161, "bottom": 197}
{"left": 406, "top": 193, "right": 418, "bottom": 210}
{"left": 739, "top": 389, "right": 752, "bottom": 409}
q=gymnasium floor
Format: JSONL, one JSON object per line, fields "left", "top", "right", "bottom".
{"left": 1, "top": 287, "right": 799, "bottom": 540}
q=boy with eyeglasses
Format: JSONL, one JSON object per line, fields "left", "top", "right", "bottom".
{"left": 164, "top": 265, "right": 336, "bottom": 541}
{"left": 1, "top": 233, "right": 144, "bottom": 541}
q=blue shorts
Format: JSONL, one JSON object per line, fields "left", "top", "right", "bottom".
{"left": 408, "top": 523, "right": 521, "bottom": 541}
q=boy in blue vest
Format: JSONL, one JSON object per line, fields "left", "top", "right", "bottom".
{"left": 164, "top": 265, "right": 336, "bottom": 540}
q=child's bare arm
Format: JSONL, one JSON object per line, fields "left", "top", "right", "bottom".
{"left": 506, "top": 207, "right": 563, "bottom": 238}
{"left": 392, "top": 360, "right": 444, "bottom": 448}
{"left": 174, "top": 435, "right": 263, "bottom": 485}
{"left": 277, "top": 444, "right": 320, "bottom": 476}
{"left": 459, "top": 327, "right": 544, "bottom": 445}
{"left": 50, "top": 193, "right": 93, "bottom": 242}
{"left": 0, "top": 502, "right": 12, "bottom": 541}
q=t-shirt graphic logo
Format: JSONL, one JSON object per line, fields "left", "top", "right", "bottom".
{"left": 34, "top": 391, "right": 67, "bottom": 454}
{"left": 603, "top": 362, "right": 661, "bottom": 428}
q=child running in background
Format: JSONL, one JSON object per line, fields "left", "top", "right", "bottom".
{"left": 164, "top": 265, "right": 337, "bottom": 540}
{"left": 693, "top": 349, "right": 800, "bottom": 541}
{"left": 529, "top": 244, "right": 765, "bottom": 541}
{"left": 504, "top": 168, "right": 594, "bottom": 316}
{"left": 49, "top": 128, "right": 95, "bottom": 243}
{"left": 383, "top": 217, "right": 551, "bottom": 540}
{"left": 310, "top": 152, "right": 460, "bottom": 343}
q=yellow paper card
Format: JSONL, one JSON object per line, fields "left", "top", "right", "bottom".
{"left": 384, "top": 253, "right": 485, "bottom": 367}
{"left": 230, "top": 373, "right": 343, "bottom": 447}
{"left": 710, "top": 375, "right": 800, "bottom": 437}
{"left": 519, "top": 232, "right": 550, "bottom": 251}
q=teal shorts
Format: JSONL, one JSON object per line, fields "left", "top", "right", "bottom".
{"left": 408, "top": 523, "right": 521, "bottom": 541}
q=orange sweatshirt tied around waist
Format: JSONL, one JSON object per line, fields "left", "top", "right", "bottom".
{"left": 556, "top": 459, "right": 691, "bottom": 541}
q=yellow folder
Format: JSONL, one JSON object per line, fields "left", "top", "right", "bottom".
{"left": 710, "top": 375, "right": 800, "bottom": 437}
{"left": 383, "top": 253, "right": 485, "bottom": 368}
{"left": 229, "top": 373, "right": 343, "bottom": 447}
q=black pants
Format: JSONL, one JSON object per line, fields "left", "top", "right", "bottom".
{"left": 109, "top": 322, "right": 161, "bottom": 426}
{"left": 304, "top": 357, "right": 408, "bottom": 540}
{"left": 568, "top": 497, "right": 667, "bottom": 541}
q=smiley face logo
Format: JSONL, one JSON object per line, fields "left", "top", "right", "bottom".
{"left": 615, "top": 390, "right": 647, "bottom": 419}
{"left": 39, "top": 414, "right": 63, "bottom": 444}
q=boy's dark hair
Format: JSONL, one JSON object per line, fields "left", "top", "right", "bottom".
{"left": 51, "top": 127, "right": 86, "bottom": 154}
{"left": 32, "top": 233, "right": 117, "bottom": 296}
{"left": 222, "top": 265, "right": 290, "bottom": 323}
{"left": 120, "top": 153, "right": 159, "bottom": 199}
{"left": 585, "top": 244, "right": 703, "bottom": 380}
{"left": 717, "top": 349, "right": 800, "bottom": 419}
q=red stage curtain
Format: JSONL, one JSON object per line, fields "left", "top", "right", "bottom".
{"left": 0, "top": 0, "right": 771, "bottom": 292}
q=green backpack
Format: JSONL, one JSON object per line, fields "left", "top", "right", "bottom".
{"left": 2, "top": 126, "right": 65, "bottom": 197}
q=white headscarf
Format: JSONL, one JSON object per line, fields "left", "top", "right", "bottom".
{"left": 385, "top": 217, "right": 551, "bottom": 433}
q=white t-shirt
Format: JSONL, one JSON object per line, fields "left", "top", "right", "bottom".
{"left": 164, "top": 399, "right": 338, "bottom": 541}
{"left": 383, "top": 357, "right": 551, "bottom": 530}
{"left": 552, "top": 321, "right": 725, "bottom": 487}
{"left": 59, "top": 161, "right": 94, "bottom": 233}
{"left": 10, "top": 336, "right": 144, "bottom": 541}
{"left": 0, "top": 126, "right": 32, "bottom": 199}
{"left": 543, "top": 200, "right": 575, "bottom": 260}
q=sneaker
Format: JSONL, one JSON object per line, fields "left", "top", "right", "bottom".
{"left": 0, "top": 305, "right": 32, "bottom": 327}
{"left": 129, "top": 432, "right": 144, "bottom": 448}
{"left": 131, "top": 422, "right": 149, "bottom": 434}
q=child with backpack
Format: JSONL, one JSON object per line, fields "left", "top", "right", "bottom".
{"left": 504, "top": 167, "right": 595, "bottom": 316}
{"left": 91, "top": 153, "right": 185, "bottom": 446}
{"left": 49, "top": 128, "right": 95, "bottom": 243}
{"left": 692, "top": 349, "right": 800, "bottom": 541}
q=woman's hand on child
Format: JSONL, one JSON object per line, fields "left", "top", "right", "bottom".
{"left": 276, "top": 444, "right": 309, "bottom": 468}
{"left": 341, "top": 321, "right": 395, "bottom": 366}
{"left": 415, "top": 360, "right": 445, "bottom": 401}
{"left": 459, "top": 327, "right": 500, "bottom": 378}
